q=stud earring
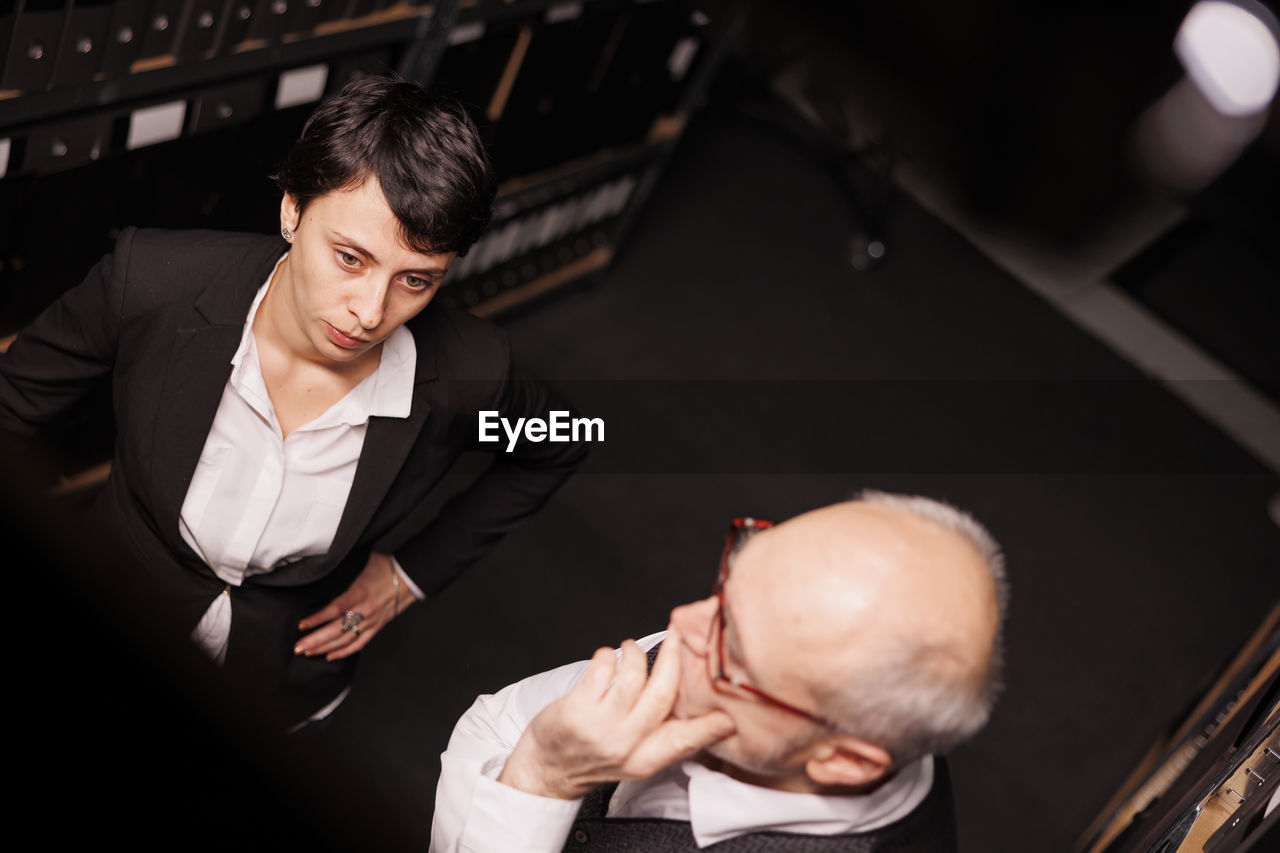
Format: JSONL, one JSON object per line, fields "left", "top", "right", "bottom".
{"left": 281, "top": 226, "right": 293, "bottom": 241}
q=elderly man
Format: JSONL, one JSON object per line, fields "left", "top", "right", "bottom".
{"left": 431, "top": 492, "right": 1008, "bottom": 851}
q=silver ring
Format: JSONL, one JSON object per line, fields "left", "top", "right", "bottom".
{"left": 341, "top": 610, "right": 365, "bottom": 633}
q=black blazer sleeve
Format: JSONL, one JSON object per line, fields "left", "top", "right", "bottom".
{"left": 0, "top": 230, "right": 140, "bottom": 435}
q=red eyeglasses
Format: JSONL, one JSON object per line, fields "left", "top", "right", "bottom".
{"left": 708, "top": 517, "right": 839, "bottom": 730}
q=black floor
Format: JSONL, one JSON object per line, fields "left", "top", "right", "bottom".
{"left": 308, "top": 105, "right": 1280, "bottom": 851}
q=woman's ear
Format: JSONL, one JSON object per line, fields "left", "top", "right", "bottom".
{"left": 804, "top": 736, "right": 893, "bottom": 789}
{"left": 280, "top": 193, "right": 301, "bottom": 236}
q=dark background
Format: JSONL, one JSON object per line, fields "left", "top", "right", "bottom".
{"left": 5, "top": 1, "right": 1280, "bottom": 850}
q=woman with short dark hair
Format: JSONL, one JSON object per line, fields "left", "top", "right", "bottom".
{"left": 0, "top": 75, "right": 586, "bottom": 726}
{"left": 273, "top": 75, "right": 496, "bottom": 256}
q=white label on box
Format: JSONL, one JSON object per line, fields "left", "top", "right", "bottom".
{"left": 276, "top": 64, "right": 329, "bottom": 110}
{"left": 126, "top": 101, "right": 188, "bottom": 150}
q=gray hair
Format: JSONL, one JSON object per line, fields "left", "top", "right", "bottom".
{"left": 813, "top": 490, "right": 1009, "bottom": 767}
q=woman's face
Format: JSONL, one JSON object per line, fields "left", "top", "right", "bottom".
{"left": 275, "top": 177, "right": 455, "bottom": 366}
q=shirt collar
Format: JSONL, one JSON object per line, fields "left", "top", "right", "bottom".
{"left": 365, "top": 324, "right": 415, "bottom": 419}
{"left": 610, "top": 755, "right": 934, "bottom": 848}
{"left": 687, "top": 756, "right": 933, "bottom": 847}
{"left": 228, "top": 255, "right": 417, "bottom": 430}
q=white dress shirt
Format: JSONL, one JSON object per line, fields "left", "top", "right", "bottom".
{"left": 430, "top": 632, "right": 935, "bottom": 853}
{"left": 180, "top": 257, "right": 423, "bottom": 667}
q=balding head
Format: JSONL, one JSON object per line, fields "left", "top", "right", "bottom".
{"left": 763, "top": 495, "right": 1002, "bottom": 760}
{"left": 715, "top": 494, "right": 1005, "bottom": 773}
{"left": 668, "top": 492, "right": 1007, "bottom": 790}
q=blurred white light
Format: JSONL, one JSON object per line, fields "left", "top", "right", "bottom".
{"left": 447, "top": 21, "right": 485, "bottom": 45}
{"left": 1175, "top": 0, "right": 1280, "bottom": 115}
{"left": 545, "top": 2, "right": 582, "bottom": 24}
{"left": 668, "top": 37, "right": 700, "bottom": 81}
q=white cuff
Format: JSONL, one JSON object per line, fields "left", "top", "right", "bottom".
{"left": 458, "top": 756, "right": 583, "bottom": 853}
{"left": 388, "top": 554, "right": 425, "bottom": 600}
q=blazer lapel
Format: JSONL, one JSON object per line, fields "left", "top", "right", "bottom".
{"left": 150, "top": 239, "right": 286, "bottom": 537}
{"left": 322, "top": 398, "right": 434, "bottom": 569}
{"left": 150, "top": 324, "right": 243, "bottom": 534}
{"left": 319, "top": 335, "right": 440, "bottom": 576}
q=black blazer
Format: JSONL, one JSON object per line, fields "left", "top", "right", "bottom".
{"left": 0, "top": 227, "right": 586, "bottom": 715}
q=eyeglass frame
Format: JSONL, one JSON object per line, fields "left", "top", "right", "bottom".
{"left": 708, "top": 517, "right": 840, "bottom": 731}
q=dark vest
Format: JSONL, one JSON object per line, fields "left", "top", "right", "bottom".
{"left": 560, "top": 644, "right": 958, "bottom": 852}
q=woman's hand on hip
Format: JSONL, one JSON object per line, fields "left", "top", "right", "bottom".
{"left": 293, "top": 551, "right": 413, "bottom": 660}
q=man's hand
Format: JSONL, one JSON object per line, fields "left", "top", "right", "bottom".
{"left": 498, "top": 627, "right": 736, "bottom": 799}
{"left": 294, "top": 552, "right": 413, "bottom": 660}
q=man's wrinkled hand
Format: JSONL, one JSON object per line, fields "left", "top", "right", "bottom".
{"left": 498, "top": 627, "right": 736, "bottom": 799}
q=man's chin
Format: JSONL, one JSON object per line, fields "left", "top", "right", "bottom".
{"left": 704, "top": 735, "right": 765, "bottom": 774}
{"left": 700, "top": 735, "right": 807, "bottom": 783}
{"left": 701, "top": 738, "right": 733, "bottom": 765}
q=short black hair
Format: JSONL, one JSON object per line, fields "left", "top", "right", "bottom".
{"left": 272, "top": 75, "right": 496, "bottom": 256}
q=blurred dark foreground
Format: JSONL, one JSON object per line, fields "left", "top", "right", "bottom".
{"left": 1, "top": 439, "right": 420, "bottom": 852}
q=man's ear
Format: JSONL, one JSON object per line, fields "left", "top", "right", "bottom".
{"left": 803, "top": 735, "right": 893, "bottom": 789}
{"left": 280, "top": 193, "right": 301, "bottom": 234}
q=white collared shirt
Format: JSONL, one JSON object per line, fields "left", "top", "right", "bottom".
{"left": 180, "top": 256, "right": 422, "bottom": 666}
{"left": 430, "top": 632, "right": 934, "bottom": 852}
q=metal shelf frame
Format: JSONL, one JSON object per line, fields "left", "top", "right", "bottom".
{"left": 0, "top": 4, "right": 443, "bottom": 130}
